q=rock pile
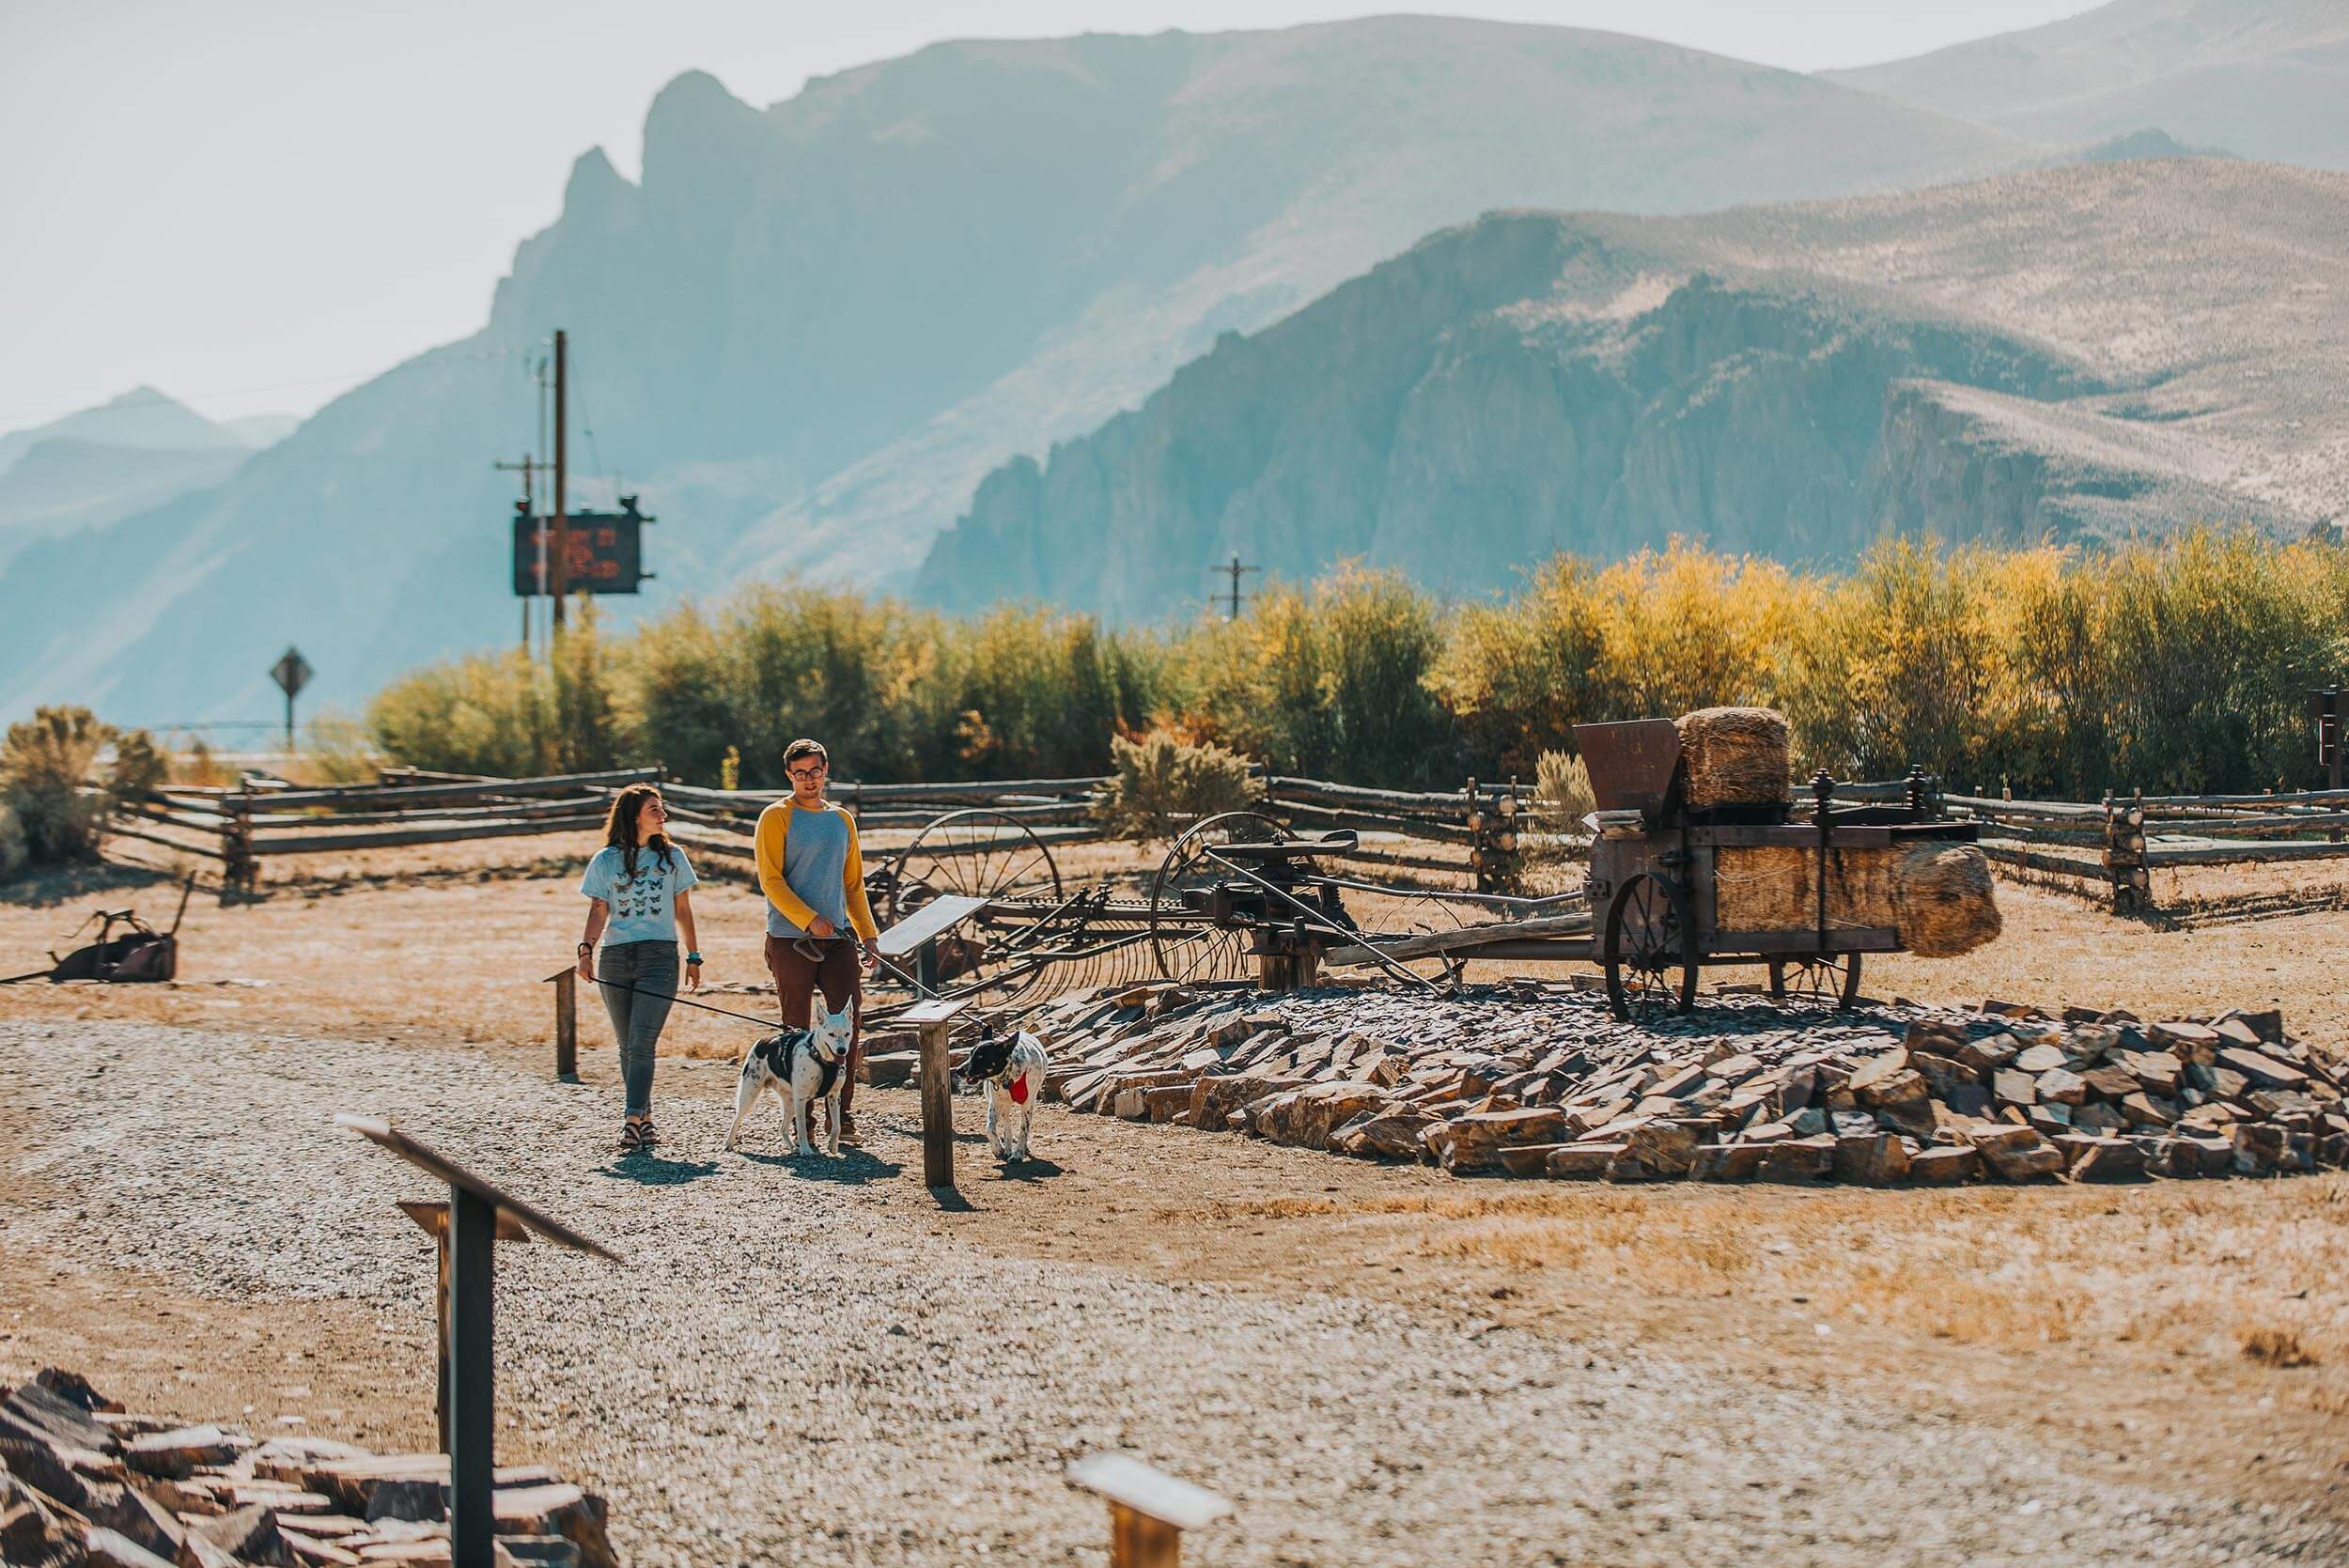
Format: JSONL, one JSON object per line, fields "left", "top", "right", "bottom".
{"left": 0, "top": 1369, "right": 614, "bottom": 1567}
{"left": 1014, "top": 981, "right": 2347, "bottom": 1186}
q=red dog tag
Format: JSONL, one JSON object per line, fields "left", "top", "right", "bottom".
{"left": 1008, "top": 1075, "right": 1031, "bottom": 1105}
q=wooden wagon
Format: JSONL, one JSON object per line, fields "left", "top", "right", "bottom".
{"left": 1574, "top": 719, "right": 1978, "bottom": 1019}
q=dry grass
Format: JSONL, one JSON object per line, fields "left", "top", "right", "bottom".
{"left": 1213, "top": 1175, "right": 2349, "bottom": 1369}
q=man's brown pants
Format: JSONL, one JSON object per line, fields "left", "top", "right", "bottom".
{"left": 764, "top": 935, "right": 863, "bottom": 1116}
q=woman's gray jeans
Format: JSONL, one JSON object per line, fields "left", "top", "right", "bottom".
{"left": 595, "top": 939, "right": 677, "bottom": 1116}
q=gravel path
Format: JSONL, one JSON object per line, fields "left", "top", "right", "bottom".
{"left": 7, "top": 1017, "right": 2343, "bottom": 1565}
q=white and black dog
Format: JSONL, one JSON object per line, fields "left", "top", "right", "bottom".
{"left": 955, "top": 1028, "right": 1050, "bottom": 1162}
{"left": 725, "top": 995, "right": 856, "bottom": 1156}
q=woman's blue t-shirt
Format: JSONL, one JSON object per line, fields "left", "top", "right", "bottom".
{"left": 581, "top": 843, "right": 697, "bottom": 946}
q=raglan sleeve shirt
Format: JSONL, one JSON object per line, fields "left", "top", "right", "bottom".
{"left": 754, "top": 800, "right": 879, "bottom": 943}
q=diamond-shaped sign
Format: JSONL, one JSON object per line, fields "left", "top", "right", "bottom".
{"left": 271, "top": 646, "right": 313, "bottom": 700}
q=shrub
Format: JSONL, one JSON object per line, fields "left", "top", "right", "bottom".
{"left": 1534, "top": 750, "right": 1595, "bottom": 823}
{"left": 0, "top": 706, "right": 111, "bottom": 863}
{"left": 1092, "top": 730, "right": 1262, "bottom": 841}
{"left": 0, "top": 801, "right": 25, "bottom": 883}
{"left": 302, "top": 713, "right": 382, "bottom": 785}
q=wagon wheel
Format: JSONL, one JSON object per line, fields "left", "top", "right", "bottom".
{"left": 1148, "top": 811, "right": 1283, "bottom": 986}
{"left": 1767, "top": 952, "right": 1863, "bottom": 1011}
{"left": 1603, "top": 872, "right": 1699, "bottom": 1022}
{"left": 880, "top": 809, "right": 1063, "bottom": 1001}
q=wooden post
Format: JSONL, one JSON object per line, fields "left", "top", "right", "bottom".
{"left": 446, "top": 1187, "right": 496, "bottom": 1568}
{"left": 1068, "top": 1453, "right": 1231, "bottom": 1567}
{"left": 546, "top": 968, "right": 579, "bottom": 1081}
{"left": 900, "top": 997, "right": 971, "bottom": 1192}
{"left": 2103, "top": 790, "right": 2148, "bottom": 914}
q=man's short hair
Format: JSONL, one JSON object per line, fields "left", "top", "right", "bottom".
{"left": 783, "top": 737, "right": 829, "bottom": 769}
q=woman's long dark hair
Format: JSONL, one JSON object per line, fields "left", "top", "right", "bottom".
{"left": 601, "top": 783, "right": 676, "bottom": 882}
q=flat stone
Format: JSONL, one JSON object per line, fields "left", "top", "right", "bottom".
{"left": 1546, "top": 1143, "right": 1621, "bottom": 1179}
{"left": 2218, "top": 1048, "right": 2308, "bottom": 1089}
{"left": 1832, "top": 1132, "right": 1910, "bottom": 1186}
{"left": 1441, "top": 1108, "right": 1569, "bottom": 1173}
{"left": 1992, "top": 1069, "right": 2037, "bottom": 1106}
{"left": 1619, "top": 1119, "right": 1701, "bottom": 1177}
{"left": 1844, "top": 1050, "right": 1910, "bottom": 1097}
{"left": 1907, "top": 1146, "right": 1978, "bottom": 1186}
{"left": 1954, "top": 1032, "right": 2019, "bottom": 1075}
{"left": 1689, "top": 1142, "right": 1768, "bottom": 1182}
{"left": 2015, "top": 1043, "right": 2069, "bottom": 1074}
{"left": 1754, "top": 1134, "right": 1836, "bottom": 1183}
{"left": 2035, "top": 1067, "right": 2088, "bottom": 1105}
{"left": 2119, "top": 1092, "right": 2178, "bottom": 1127}
{"left": 2067, "top": 1138, "right": 2149, "bottom": 1182}
{"left": 123, "top": 1424, "right": 241, "bottom": 1480}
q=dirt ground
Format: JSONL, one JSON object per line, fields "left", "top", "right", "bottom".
{"left": 6, "top": 837, "right": 2349, "bottom": 1547}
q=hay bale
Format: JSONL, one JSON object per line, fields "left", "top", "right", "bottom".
{"left": 1895, "top": 843, "right": 2001, "bottom": 957}
{"left": 1676, "top": 706, "right": 1791, "bottom": 809}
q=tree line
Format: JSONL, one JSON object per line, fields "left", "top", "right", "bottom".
{"left": 365, "top": 530, "right": 2349, "bottom": 798}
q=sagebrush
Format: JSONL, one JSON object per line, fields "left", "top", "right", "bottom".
{"left": 1093, "top": 731, "right": 1263, "bottom": 841}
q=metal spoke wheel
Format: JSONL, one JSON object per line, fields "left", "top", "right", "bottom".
{"left": 1148, "top": 811, "right": 1283, "bottom": 986}
{"left": 1603, "top": 871, "right": 1699, "bottom": 1021}
{"left": 1767, "top": 951, "right": 1863, "bottom": 1010}
{"left": 879, "top": 809, "right": 1064, "bottom": 1001}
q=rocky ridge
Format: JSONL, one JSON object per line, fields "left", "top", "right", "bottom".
{"left": 995, "top": 981, "right": 2345, "bottom": 1188}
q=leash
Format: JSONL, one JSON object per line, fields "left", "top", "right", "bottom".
{"left": 573, "top": 974, "right": 788, "bottom": 1031}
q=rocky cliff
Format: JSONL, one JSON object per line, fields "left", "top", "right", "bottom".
{"left": 920, "top": 160, "right": 2349, "bottom": 620}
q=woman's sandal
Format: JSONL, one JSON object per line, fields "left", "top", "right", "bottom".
{"left": 635, "top": 1118, "right": 660, "bottom": 1152}
{"left": 619, "top": 1118, "right": 646, "bottom": 1154}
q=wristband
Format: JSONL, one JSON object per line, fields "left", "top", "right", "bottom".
{"left": 686, "top": 952, "right": 704, "bottom": 964}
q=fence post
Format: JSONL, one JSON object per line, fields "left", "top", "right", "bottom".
{"left": 2103, "top": 789, "right": 2147, "bottom": 914}
{"left": 221, "top": 784, "right": 256, "bottom": 904}
{"left": 545, "top": 969, "right": 580, "bottom": 1081}
{"left": 1466, "top": 777, "right": 1523, "bottom": 896}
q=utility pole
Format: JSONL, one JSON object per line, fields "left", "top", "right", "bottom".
{"left": 552, "top": 330, "right": 569, "bottom": 629}
{"left": 1210, "top": 554, "right": 1258, "bottom": 621}
{"left": 493, "top": 454, "right": 545, "bottom": 654}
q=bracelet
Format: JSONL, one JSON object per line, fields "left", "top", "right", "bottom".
{"left": 577, "top": 940, "right": 592, "bottom": 953}
{"left": 686, "top": 952, "right": 703, "bottom": 964}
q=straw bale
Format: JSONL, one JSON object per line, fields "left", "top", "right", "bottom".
{"left": 1714, "top": 845, "right": 1899, "bottom": 932}
{"left": 1676, "top": 706, "right": 1791, "bottom": 809}
{"left": 1894, "top": 843, "right": 2001, "bottom": 957}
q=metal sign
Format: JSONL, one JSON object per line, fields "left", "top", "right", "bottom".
{"left": 511, "top": 497, "right": 654, "bottom": 597}
{"left": 271, "top": 646, "right": 313, "bottom": 699}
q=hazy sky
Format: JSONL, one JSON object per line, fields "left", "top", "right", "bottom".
{"left": 2, "top": 0, "right": 2100, "bottom": 433}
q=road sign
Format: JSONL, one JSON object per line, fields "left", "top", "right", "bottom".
{"left": 271, "top": 647, "right": 312, "bottom": 699}
{"left": 512, "top": 497, "right": 654, "bottom": 597}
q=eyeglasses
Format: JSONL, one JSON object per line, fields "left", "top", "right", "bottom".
{"left": 787, "top": 764, "right": 827, "bottom": 781}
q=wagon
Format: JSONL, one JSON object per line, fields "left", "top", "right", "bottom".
{"left": 1574, "top": 718, "right": 1976, "bottom": 1019}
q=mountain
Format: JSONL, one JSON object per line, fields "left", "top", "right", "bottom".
{"left": 223, "top": 413, "right": 301, "bottom": 449}
{"left": 0, "top": 386, "right": 248, "bottom": 476}
{"left": 0, "top": 389, "right": 272, "bottom": 574}
{"left": 0, "top": 17, "right": 2040, "bottom": 724}
{"left": 1826, "top": 0, "right": 2349, "bottom": 170}
{"left": 917, "top": 160, "right": 2349, "bottom": 620}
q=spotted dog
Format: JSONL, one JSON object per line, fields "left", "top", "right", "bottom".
{"left": 726, "top": 995, "right": 856, "bottom": 1156}
{"left": 956, "top": 1029, "right": 1050, "bottom": 1162}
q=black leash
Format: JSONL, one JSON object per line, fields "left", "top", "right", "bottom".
{"left": 575, "top": 974, "right": 786, "bottom": 1031}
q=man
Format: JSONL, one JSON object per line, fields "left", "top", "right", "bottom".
{"left": 755, "top": 737, "right": 880, "bottom": 1141}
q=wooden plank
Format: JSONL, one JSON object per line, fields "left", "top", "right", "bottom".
{"left": 241, "top": 768, "right": 659, "bottom": 812}
{"left": 899, "top": 998, "right": 974, "bottom": 1027}
{"left": 251, "top": 814, "right": 605, "bottom": 854}
{"left": 334, "top": 1115, "right": 619, "bottom": 1260}
{"left": 876, "top": 894, "right": 988, "bottom": 957}
{"left": 106, "top": 823, "right": 227, "bottom": 859}
{"left": 2143, "top": 839, "right": 2349, "bottom": 867}
{"left": 1066, "top": 1454, "right": 1231, "bottom": 1532}
{"left": 241, "top": 796, "right": 608, "bottom": 830}
{"left": 1276, "top": 801, "right": 1474, "bottom": 846}
{"left": 1323, "top": 911, "right": 1595, "bottom": 966}
{"left": 1268, "top": 775, "right": 1477, "bottom": 813}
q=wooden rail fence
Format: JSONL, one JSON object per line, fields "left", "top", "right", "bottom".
{"left": 102, "top": 760, "right": 2349, "bottom": 917}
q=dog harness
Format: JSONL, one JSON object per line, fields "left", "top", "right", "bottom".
{"left": 1007, "top": 1073, "right": 1030, "bottom": 1106}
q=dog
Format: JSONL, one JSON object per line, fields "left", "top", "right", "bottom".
{"left": 955, "top": 1028, "right": 1050, "bottom": 1162}
{"left": 725, "top": 995, "right": 856, "bottom": 1156}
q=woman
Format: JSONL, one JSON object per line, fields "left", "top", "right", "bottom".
{"left": 577, "top": 782, "right": 703, "bottom": 1152}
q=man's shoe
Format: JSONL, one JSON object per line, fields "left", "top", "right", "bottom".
{"left": 837, "top": 1110, "right": 861, "bottom": 1144}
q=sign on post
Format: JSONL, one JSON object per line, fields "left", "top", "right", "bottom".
{"left": 512, "top": 497, "right": 654, "bottom": 597}
{"left": 271, "top": 646, "right": 313, "bottom": 752}
{"left": 335, "top": 1114, "right": 618, "bottom": 1568}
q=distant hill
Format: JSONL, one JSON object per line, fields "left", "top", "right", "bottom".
{"left": 0, "top": 386, "right": 248, "bottom": 476}
{"left": 0, "top": 389, "right": 270, "bottom": 574}
{"left": 1827, "top": 0, "right": 2349, "bottom": 170}
{"left": 918, "top": 161, "right": 2349, "bottom": 621}
{"left": 0, "top": 17, "right": 2037, "bottom": 724}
